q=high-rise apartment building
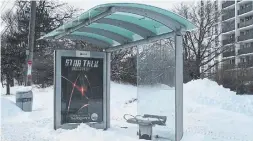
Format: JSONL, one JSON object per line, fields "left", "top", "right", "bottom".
{"left": 219, "top": 0, "right": 253, "bottom": 70}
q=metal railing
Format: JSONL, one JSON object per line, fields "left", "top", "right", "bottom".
{"left": 238, "top": 45, "right": 253, "bottom": 55}
{"left": 222, "top": 24, "right": 235, "bottom": 33}
{"left": 223, "top": 51, "right": 235, "bottom": 57}
{"left": 238, "top": 19, "right": 253, "bottom": 28}
{"left": 222, "top": 11, "right": 235, "bottom": 21}
{"left": 238, "top": 62, "right": 253, "bottom": 68}
{"left": 222, "top": 1, "right": 235, "bottom": 9}
{"left": 222, "top": 63, "right": 235, "bottom": 70}
{"left": 238, "top": 33, "right": 253, "bottom": 41}
{"left": 223, "top": 37, "right": 235, "bottom": 45}
{"left": 238, "top": 3, "right": 253, "bottom": 15}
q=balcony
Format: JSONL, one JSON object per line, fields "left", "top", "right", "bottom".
{"left": 222, "top": 24, "right": 235, "bottom": 33}
{"left": 223, "top": 63, "right": 235, "bottom": 70}
{"left": 222, "top": 1, "right": 235, "bottom": 9}
{"left": 238, "top": 45, "right": 253, "bottom": 55}
{"left": 239, "top": 19, "right": 253, "bottom": 28}
{"left": 222, "top": 11, "right": 235, "bottom": 21}
{"left": 223, "top": 51, "right": 235, "bottom": 57}
{"left": 223, "top": 37, "right": 235, "bottom": 45}
{"left": 238, "top": 32, "right": 253, "bottom": 41}
{"left": 238, "top": 62, "right": 253, "bottom": 68}
{"left": 238, "top": 4, "right": 253, "bottom": 15}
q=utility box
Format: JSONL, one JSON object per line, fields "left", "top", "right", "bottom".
{"left": 16, "top": 90, "right": 33, "bottom": 112}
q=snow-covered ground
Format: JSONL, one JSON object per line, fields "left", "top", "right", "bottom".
{"left": 1, "top": 79, "right": 253, "bottom": 141}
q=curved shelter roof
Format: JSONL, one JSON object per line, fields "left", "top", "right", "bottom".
{"left": 40, "top": 3, "right": 196, "bottom": 51}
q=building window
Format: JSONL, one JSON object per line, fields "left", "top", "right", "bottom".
{"left": 215, "top": 25, "right": 218, "bottom": 34}
{"left": 201, "top": 68, "right": 205, "bottom": 72}
{"left": 215, "top": 13, "right": 218, "bottom": 22}
{"left": 215, "top": 0, "right": 218, "bottom": 10}
{"left": 232, "top": 59, "right": 235, "bottom": 64}
{"left": 241, "top": 44, "right": 245, "bottom": 49}
{"left": 246, "top": 30, "right": 249, "bottom": 34}
{"left": 229, "top": 34, "right": 234, "bottom": 39}
{"left": 240, "top": 57, "right": 246, "bottom": 63}
{"left": 215, "top": 38, "right": 219, "bottom": 46}
{"left": 231, "top": 47, "right": 235, "bottom": 52}
{"left": 230, "top": 59, "right": 235, "bottom": 64}
{"left": 245, "top": 3, "right": 251, "bottom": 8}
{"left": 245, "top": 16, "right": 252, "bottom": 21}
{"left": 208, "top": 29, "right": 211, "bottom": 37}
{"left": 246, "top": 43, "right": 250, "bottom": 48}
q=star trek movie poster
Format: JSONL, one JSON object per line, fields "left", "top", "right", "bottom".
{"left": 61, "top": 56, "right": 103, "bottom": 124}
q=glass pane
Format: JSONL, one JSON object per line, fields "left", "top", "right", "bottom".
{"left": 137, "top": 38, "right": 175, "bottom": 140}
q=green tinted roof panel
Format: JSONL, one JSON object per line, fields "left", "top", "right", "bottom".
{"left": 40, "top": 3, "right": 196, "bottom": 48}
{"left": 86, "top": 23, "right": 142, "bottom": 41}
{"left": 71, "top": 31, "right": 118, "bottom": 46}
{"left": 106, "top": 12, "right": 172, "bottom": 34}
{"left": 97, "top": 3, "right": 196, "bottom": 29}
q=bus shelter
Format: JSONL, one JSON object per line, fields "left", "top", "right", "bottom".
{"left": 40, "top": 3, "right": 195, "bottom": 141}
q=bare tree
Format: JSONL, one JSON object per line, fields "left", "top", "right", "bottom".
{"left": 137, "top": 38, "right": 175, "bottom": 86}
{"left": 173, "top": 0, "right": 232, "bottom": 80}
{"left": 1, "top": 1, "right": 81, "bottom": 92}
{"left": 1, "top": 9, "right": 21, "bottom": 95}
{"left": 215, "top": 60, "right": 253, "bottom": 94}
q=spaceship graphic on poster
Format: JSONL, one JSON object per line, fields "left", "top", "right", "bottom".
{"left": 61, "top": 57, "right": 103, "bottom": 123}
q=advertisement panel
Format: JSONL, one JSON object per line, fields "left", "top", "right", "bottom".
{"left": 61, "top": 56, "right": 103, "bottom": 123}
{"left": 54, "top": 50, "right": 107, "bottom": 130}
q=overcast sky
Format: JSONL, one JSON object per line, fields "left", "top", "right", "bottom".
{"left": 0, "top": 0, "right": 195, "bottom": 33}
{"left": 65, "top": 0, "right": 192, "bottom": 11}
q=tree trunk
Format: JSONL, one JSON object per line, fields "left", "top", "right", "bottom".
{"left": 42, "top": 80, "right": 45, "bottom": 88}
{"left": 195, "top": 56, "right": 201, "bottom": 79}
{"left": 6, "top": 75, "right": 11, "bottom": 95}
{"left": 1, "top": 77, "right": 4, "bottom": 88}
{"left": 10, "top": 76, "right": 14, "bottom": 87}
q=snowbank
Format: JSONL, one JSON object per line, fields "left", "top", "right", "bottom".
{"left": 1, "top": 98, "right": 23, "bottom": 120}
{"left": 185, "top": 78, "right": 253, "bottom": 116}
{"left": 1, "top": 85, "right": 33, "bottom": 95}
{"left": 1, "top": 79, "right": 253, "bottom": 141}
{"left": 54, "top": 124, "right": 140, "bottom": 141}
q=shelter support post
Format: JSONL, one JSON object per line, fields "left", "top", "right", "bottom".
{"left": 106, "top": 52, "right": 111, "bottom": 129}
{"left": 175, "top": 32, "right": 183, "bottom": 141}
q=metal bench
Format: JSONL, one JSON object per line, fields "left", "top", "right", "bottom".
{"left": 124, "top": 114, "right": 167, "bottom": 140}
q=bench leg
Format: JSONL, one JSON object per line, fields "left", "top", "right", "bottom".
{"left": 138, "top": 124, "right": 152, "bottom": 140}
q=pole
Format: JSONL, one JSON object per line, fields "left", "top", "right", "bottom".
{"left": 106, "top": 52, "right": 111, "bottom": 129}
{"left": 25, "top": 1, "right": 36, "bottom": 86}
{"left": 175, "top": 31, "right": 183, "bottom": 141}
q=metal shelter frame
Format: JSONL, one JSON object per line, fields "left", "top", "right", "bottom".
{"left": 41, "top": 3, "right": 196, "bottom": 141}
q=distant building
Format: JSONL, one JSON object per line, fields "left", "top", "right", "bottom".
{"left": 219, "top": 0, "right": 253, "bottom": 70}
{"left": 201, "top": 0, "right": 253, "bottom": 78}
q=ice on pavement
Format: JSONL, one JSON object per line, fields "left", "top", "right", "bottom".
{"left": 1, "top": 79, "right": 253, "bottom": 141}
